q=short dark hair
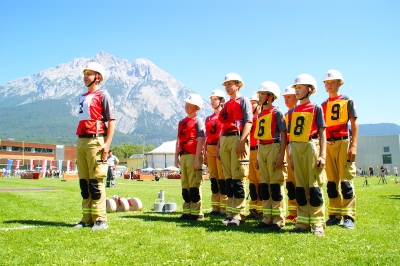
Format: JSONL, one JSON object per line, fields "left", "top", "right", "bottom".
{"left": 108, "top": 150, "right": 112, "bottom": 153}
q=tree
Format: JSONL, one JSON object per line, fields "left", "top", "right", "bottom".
{"left": 111, "top": 143, "right": 155, "bottom": 159}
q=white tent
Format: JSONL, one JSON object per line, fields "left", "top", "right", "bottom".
{"left": 163, "top": 166, "right": 179, "bottom": 172}
{"left": 141, "top": 167, "right": 154, "bottom": 172}
{"left": 146, "top": 140, "right": 176, "bottom": 169}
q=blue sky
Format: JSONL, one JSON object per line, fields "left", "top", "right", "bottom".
{"left": 1, "top": 0, "right": 399, "bottom": 125}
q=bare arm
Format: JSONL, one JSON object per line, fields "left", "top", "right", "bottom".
{"left": 317, "top": 127, "right": 326, "bottom": 171}
{"left": 102, "top": 120, "right": 115, "bottom": 161}
{"left": 236, "top": 122, "right": 252, "bottom": 160}
{"left": 174, "top": 139, "right": 180, "bottom": 168}
{"left": 195, "top": 137, "right": 205, "bottom": 170}
{"left": 275, "top": 131, "right": 287, "bottom": 168}
{"left": 348, "top": 117, "right": 358, "bottom": 162}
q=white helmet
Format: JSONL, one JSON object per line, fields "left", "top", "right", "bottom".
{"left": 249, "top": 94, "right": 259, "bottom": 102}
{"left": 324, "top": 69, "right": 345, "bottom": 85}
{"left": 185, "top": 94, "right": 203, "bottom": 110}
{"left": 222, "top": 73, "right": 245, "bottom": 88}
{"left": 209, "top": 89, "right": 226, "bottom": 103}
{"left": 257, "top": 81, "right": 280, "bottom": 101}
{"left": 82, "top": 62, "right": 106, "bottom": 83}
{"left": 282, "top": 86, "right": 296, "bottom": 96}
{"left": 291, "top": 74, "right": 318, "bottom": 94}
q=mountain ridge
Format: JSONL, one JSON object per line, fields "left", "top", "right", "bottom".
{"left": 0, "top": 51, "right": 399, "bottom": 146}
{"left": 0, "top": 51, "right": 213, "bottom": 145}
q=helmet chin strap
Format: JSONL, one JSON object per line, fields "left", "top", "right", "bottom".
{"left": 299, "top": 91, "right": 311, "bottom": 100}
{"left": 86, "top": 73, "right": 100, "bottom": 88}
{"left": 213, "top": 98, "right": 224, "bottom": 110}
{"left": 86, "top": 80, "right": 96, "bottom": 87}
{"left": 298, "top": 94, "right": 308, "bottom": 100}
{"left": 252, "top": 105, "right": 259, "bottom": 114}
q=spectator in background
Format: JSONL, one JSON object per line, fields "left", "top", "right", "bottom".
{"left": 368, "top": 166, "right": 374, "bottom": 177}
{"left": 106, "top": 150, "right": 119, "bottom": 188}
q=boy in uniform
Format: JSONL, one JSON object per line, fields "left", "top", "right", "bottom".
{"left": 321, "top": 69, "right": 358, "bottom": 229}
{"left": 175, "top": 94, "right": 205, "bottom": 221}
{"left": 253, "top": 82, "right": 287, "bottom": 231}
{"left": 204, "top": 89, "right": 227, "bottom": 217}
{"left": 246, "top": 94, "right": 263, "bottom": 220}
{"left": 288, "top": 74, "right": 327, "bottom": 236}
{"left": 74, "top": 62, "right": 116, "bottom": 230}
{"left": 218, "top": 73, "right": 253, "bottom": 226}
{"left": 282, "top": 86, "right": 298, "bottom": 222}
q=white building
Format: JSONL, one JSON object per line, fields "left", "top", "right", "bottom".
{"left": 146, "top": 140, "right": 176, "bottom": 169}
{"left": 356, "top": 135, "right": 400, "bottom": 174}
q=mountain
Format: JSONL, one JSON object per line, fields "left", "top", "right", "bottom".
{"left": 0, "top": 51, "right": 398, "bottom": 146}
{"left": 0, "top": 51, "right": 213, "bottom": 146}
{"left": 358, "top": 123, "right": 400, "bottom": 136}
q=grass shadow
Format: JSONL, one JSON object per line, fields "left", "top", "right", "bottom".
{"left": 3, "top": 219, "right": 73, "bottom": 227}
{"left": 385, "top": 195, "right": 400, "bottom": 200}
{"left": 121, "top": 212, "right": 289, "bottom": 234}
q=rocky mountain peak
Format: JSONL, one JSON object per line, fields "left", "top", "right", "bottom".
{"left": 0, "top": 52, "right": 213, "bottom": 142}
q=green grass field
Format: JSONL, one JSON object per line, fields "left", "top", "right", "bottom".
{"left": 0, "top": 176, "right": 399, "bottom": 265}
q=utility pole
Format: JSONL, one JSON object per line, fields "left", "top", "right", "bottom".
{"left": 141, "top": 134, "right": 147, "bottom": 168}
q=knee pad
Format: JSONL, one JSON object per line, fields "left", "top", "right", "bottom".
{"left": 327, "top": 181, "right": 339, "bottom": 198}
{"left": 210, "top": 178, "right": 219, "bottom": 194}
{"left": 225, "top": 178, "right": 233, "bottom": 198}
{"left": 218, "top": 179, "right": 226, "bottom": 195}
{"left": 89, "top": 179, "right": 101, "bottom": 200}
{"left": 232, "top": 179, "right": 245, "bottom": 199}
{"left": 182, "top": 188, "right": 190, "bottom": 203}
{"left": 79, "top": 179, "right": 89, "bottom": 199}
{"left": 341, "top": 182, "right": 354, "bottom": 199}
{"left": 309, "top": 187, "right": 323, "bottom": 207}
{"left": 260, "top": 183, "right": 270, "bottom": 200}
{"left": 295, "top": 187, "right": 307, "bottom": 206}
{"left": 270, "top": 183, "right": 283, "bottom": 201}
{"left": 257, "top": 184, "right": 262, "bottom": 201}
{"left": 249, "top": 183, "right": 258, "bottom": 201}
{"left": 189, "top": 187, "right": 201, "bottom": 203}
{"left": 286, "top": 181, "right": 296, "bottom": 200}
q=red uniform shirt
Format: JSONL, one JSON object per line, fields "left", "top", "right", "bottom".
{"left": 205, "top": 113, "right": 222, "bottom": 145}
{"left": 249, "top": 115, "right": 258, "bottom": 147}
{"left": 321, "top": 94, "right": 357, "bottom": 139}
{"left": 254, "top": 106, "right": 286, "bottom": 144}
{"left": 288, "top": 102, "right": 325, "bottom": 142}
{"left": 177, "top": 116, "right": 205, "bottom": 155}
{"left": 218, "top": 96, "right": 253, "bottom": 135}
{"left": 76, "top": 89, "right": 115, "bottom": 135}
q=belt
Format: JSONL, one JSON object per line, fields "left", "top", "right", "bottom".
{"left": 181, "top": 151, "right": 191, "bottom": 155}
{"left": 250, "top": 146, "right": 258, "bottom": 150}
{"left": 222, "top": 131, "right": 241, "bottom": 137}
{"left": 260, "top": 139, "right": 281, "bottom": 145}
{"left": 78, "top": 134, "right": 107, "bottom": 138}
{"left": 327, "top": 136, "right": 348, "bottom": 142}
{"left": 309, "top": 135, "right": 319, "bottom": 140}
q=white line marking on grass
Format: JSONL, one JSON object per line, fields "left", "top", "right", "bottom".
{"left": 0, "top": 225, "right": 44, "bottom": 231}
